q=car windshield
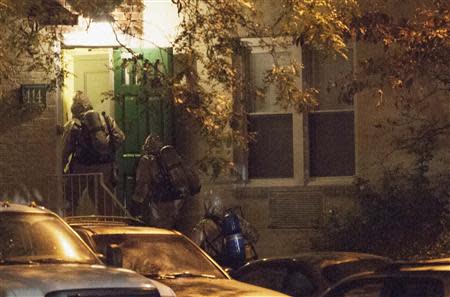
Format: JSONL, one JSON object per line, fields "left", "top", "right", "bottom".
{"left": 0, "top": 212, "right": 98, "bottom": 265}
{"left": 92, "top": 233, "right": 226, "bottom": 279}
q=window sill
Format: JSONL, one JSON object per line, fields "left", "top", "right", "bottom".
{"left": 306, "top": 176, "right": 355, "bottom": 186}
{"left": 233, "top": 177, "right": 302, "bottom": 188}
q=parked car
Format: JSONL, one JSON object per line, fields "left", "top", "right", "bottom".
{"left": 230, "top": 252, "right": 392, "bottom": 297}
{"left": 320, "top": 260, "right": 450, "bottom": 297}
{"left": 67, "top": 216, "right": 289, "bottom": 297}
{"left": 0, "top": 201, "right": 175, "bottom": 297}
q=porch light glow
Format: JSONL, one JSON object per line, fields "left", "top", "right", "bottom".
{"left": 63, "top": 19, "right": 121, "bottom": 47}
{"left": 63, "top": 1, "right": 180, "bottom": 48}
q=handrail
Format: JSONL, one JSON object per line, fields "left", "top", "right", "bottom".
{"left": 99, "top": 177, "right": 131, "bottom": 217}
{"left": 60, "top": 173, "right": 130, "bottom": 217}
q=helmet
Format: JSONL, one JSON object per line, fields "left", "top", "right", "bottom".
{"left": 142, "top": 134, "right": 163, "bottom": 154}
{"left": 204, "top": 190, "right": 224, "bottom": 218}
{"left": 71, "top": 91, "right": 93, "bottom": 119}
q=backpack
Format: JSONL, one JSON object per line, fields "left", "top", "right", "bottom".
{"left": 75, "top": 110, "right": 114, "bottom": 164}
{"left": 157, "top": 145, "right": 201, "bottom": 201}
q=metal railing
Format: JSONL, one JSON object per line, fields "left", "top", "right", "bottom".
{"left": 60, "top": 173, "right": 130, "bottom": 217}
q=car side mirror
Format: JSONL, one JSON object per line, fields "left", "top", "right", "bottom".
{"left": 96, "top": 253, "right": 106, "bottom": 263}
{"left": 105, "top": 244, "right": 122, "bottom": 267}
{"left": 224, "top": 267, "right": 234, "bottom": 275}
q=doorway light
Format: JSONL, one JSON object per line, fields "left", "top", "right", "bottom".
{"left": 63, "top": 16, "right": 124, "bottom": 47}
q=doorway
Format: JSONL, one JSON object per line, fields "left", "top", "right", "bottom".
{"left": 62, "top": 48, "right": 114, "bottom": 123}
{"left": 62, "top": 47, "right": 174, "bottom": 208}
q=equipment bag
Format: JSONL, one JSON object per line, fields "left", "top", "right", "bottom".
{"left": 158, "top": 145, "right": 201, "bottom": 200}
{"left": 77, "top": 110, "right": 114, "bottom": 164}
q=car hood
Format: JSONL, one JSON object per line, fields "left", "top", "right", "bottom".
{"left": 158, "top": 277, "right": 288, "bottom": 297}
{"left": 0, "top": 264, "right": 156, "bottom": 295}
{"left": 149, "top": 279, "right": 177, "bottom": 297}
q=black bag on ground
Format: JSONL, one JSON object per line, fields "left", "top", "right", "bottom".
{"left": 158, "top": 145, "right": 201, "bottom": 200}
{"left": 76, "top": 110, "right": 114, "bottom": 164}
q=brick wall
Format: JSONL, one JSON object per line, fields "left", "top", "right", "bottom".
{"left": 0, "top": 75, "right": 60, "bottom": 209}
{"left": 0, "top": 1, "right": 144, "bottom": 210}
{"left": 177, "top": 182, "right": 356, "bottom": 258}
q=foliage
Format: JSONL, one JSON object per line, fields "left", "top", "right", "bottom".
{"left": 0, "top": 0, "right": 145, "bottom": 128}
{"left": 0, "top": 0, "right": 66, "bottom": 129}
{"left": 0, "top": 0, "right": 447, "bottom": 178}
{"left": 271, "top": 0, "right": 359, "bottom": 57}
{"left": 317, "top": 4, "right": 449, "bottom": 258}
{"left": 0, "top": 0, "right": 143, "bottom": 91}
{"left": 0, "top": 0, "right": 63, "bottom": 97}
{"left": 312, "top": 0, "right": 450, "bottom": 255}
{"left": 314, "top": 46, "right": 449, "bottom": 260}
{"left": 342, "top": 0, "right": 449, "bottom": 106}
{"left": 325, "top": 1, "right": 449, "bottom": 175}
{"left": 66, "top": 0, "right": 123, "bottom": 19}
{"left": 168, "top": 0, "right": 360, "bottom": 177}
{"left": 314, "top": 169, "right": 450, "bottom": 260}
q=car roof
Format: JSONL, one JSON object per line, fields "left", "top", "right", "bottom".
{"left": 232, "top": 251, "right": 392, "bottom": 284}
{"left": 295, "top": 251, "right": 389, "bottom": 262}
{"left": 240, "top": 251, "right": 390, "bottom": 268}
{"left": 379, "top": 259, "right": 450, "bottom": 273}
{"left": 321, "top": 268, "right": 450, "bottom": 297}
{"left": 70, "top": 224, "right": 180, "bottom": 236}
{"left": 66, "top": 216, "right": 181, "bottom": 235}
{"left": 338, "top": 260, "right": 450, "bottom": 282}
{"left": 334, "top": 265, "right": 450, "bottom": 284}
{"left": 0, "top": 200, "right": 55, "bottom": 215}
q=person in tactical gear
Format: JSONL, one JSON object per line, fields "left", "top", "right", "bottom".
{"left": 190, "top": 190, "right": 259, "bottom": 269}
{"left": 130, "top": 134, "right": 187, "bottom": 228}
{"left": 62, "top": 91, "right": 125, "bottom": 216}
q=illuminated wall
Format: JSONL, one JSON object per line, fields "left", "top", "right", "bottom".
{"left": 63, "top": 0, "right": 180, "bottom": 49}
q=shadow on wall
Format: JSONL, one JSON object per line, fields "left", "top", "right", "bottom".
{"left": 0, "top": 184, "right": 45, "bottom": 205}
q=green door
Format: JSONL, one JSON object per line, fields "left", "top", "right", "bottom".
{"left": 113, "top": 48, "right": 173, "bottom": 205}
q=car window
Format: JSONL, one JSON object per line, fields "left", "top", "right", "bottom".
{"left": 284, "top": 269, "right": 316, "bottom": 297}
{"left": 325, "top": 277, "right": 445, "bottom": 297}
{"left": 0, "top": 220, "right": 31, "bottom": 257}
{"left": 237, "top": 265, "right": 288, "bottom": 292}
{"left": 0, "top": 213, "right": 98, "bottom": 264}
{"left": 74, "top": 229, "right": 95, "bottom": 249}
{"left": 92, "top": 233, "right": 225, "bottom": 278}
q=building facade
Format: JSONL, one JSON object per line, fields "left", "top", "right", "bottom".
{"left": 0, "top": 0, "right": 448, "bottom": 257}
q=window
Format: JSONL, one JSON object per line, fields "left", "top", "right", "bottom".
{"left": 242, "top": 39, "right": 302, "bottom": 182}
{"left": 303, "top": 47, "right": 355, "bottom": 178}
{"left": 248, "top": 113, "right": 293, "bottom": 178}
{"left": 237, "top": 38, "right": 355, "bottom": 184}
{"left": 308, "top": 111, "right": 355, "bottom": 177}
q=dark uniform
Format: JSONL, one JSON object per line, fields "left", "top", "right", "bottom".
{"left": 131, "top": 134, "right": 185, "bottom": 228}
{"left": 191, "top": 192, "right": 259, "bottom": 267}
{"left": 62, "top": 91, "right": 125, "bottom": 215}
